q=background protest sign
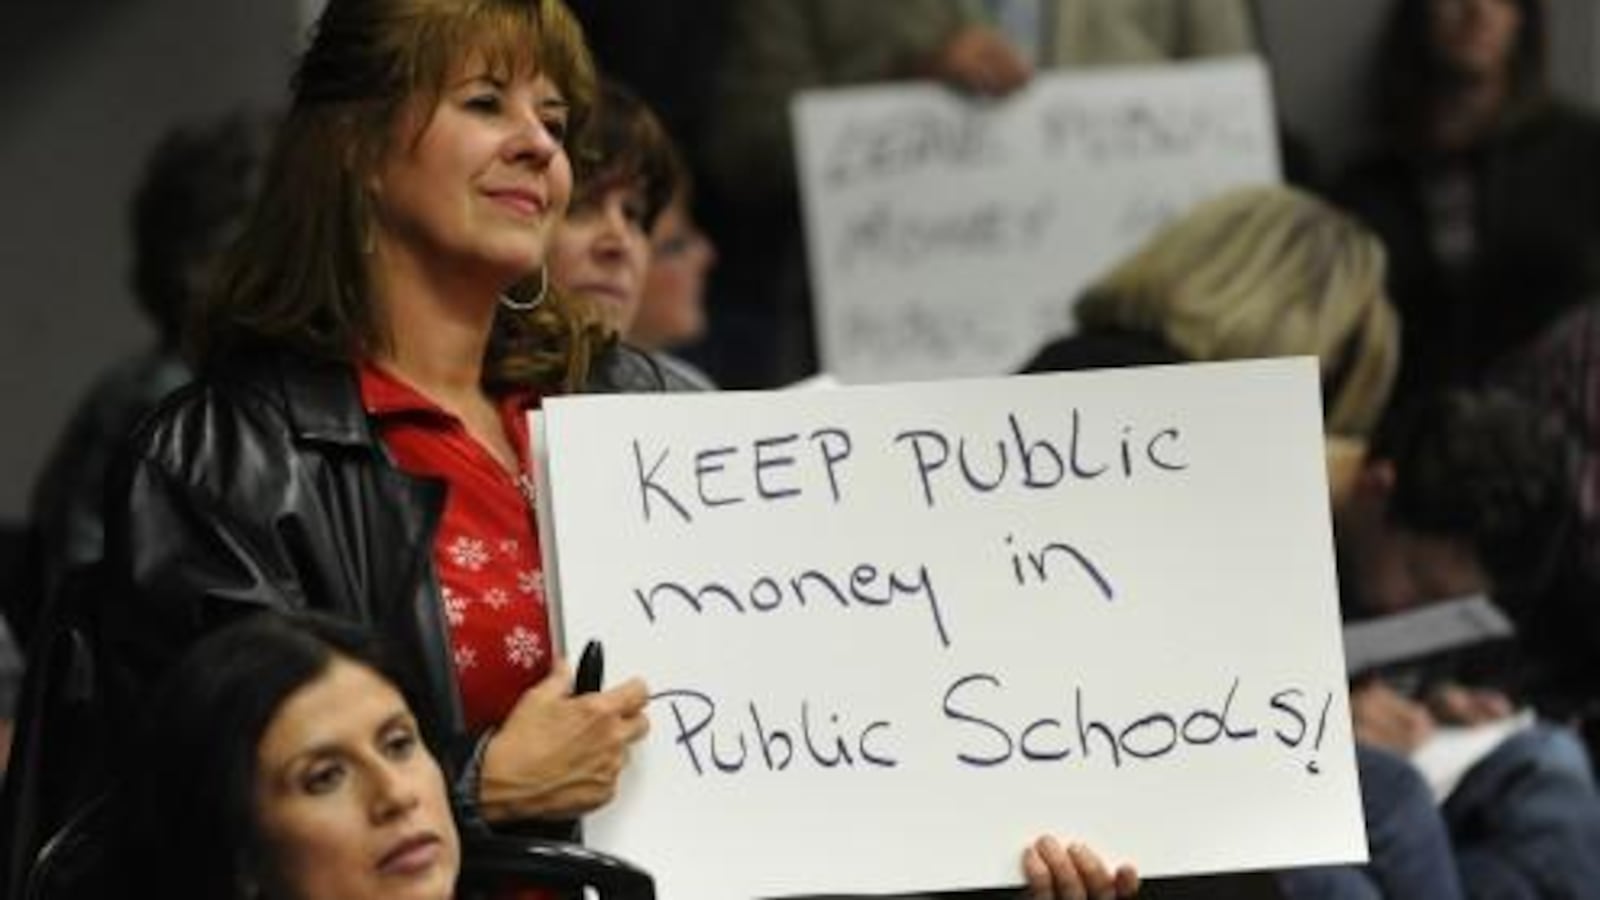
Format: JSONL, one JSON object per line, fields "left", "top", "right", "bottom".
{"left": 792, "top": 57, "right": 1281, "bottom": 384}
{"left": 536, "top": 359, "right": 1365, "bottom": 899}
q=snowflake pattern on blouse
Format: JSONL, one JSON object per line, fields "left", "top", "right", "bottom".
{"left": 517, "top": 568, "right": 545, "bottom": 602}
{"left": 443, "top": 586, "right": 469, "bottom": 627}
{"left": 448, "top": 535, "right": 492, "bottom": 572}
{"left": 505, "top": 626, "right": 545, "bottom": 670}
{"left": 360, "top": 364, "right": 553, "bottom": 733}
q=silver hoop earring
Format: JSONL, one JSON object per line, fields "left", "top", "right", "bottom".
{"left": 499, "top": 267, "right": 548, "bottom": 313}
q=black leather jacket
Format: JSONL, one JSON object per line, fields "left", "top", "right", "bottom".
{"left": 1, "top": 344, "right": 684, "bottom": 896}
{"left": 97, "top": 349, "right": 466, "bottom": 742}
{"left": 95, "top": 342, "right": 691, "bottom": 739}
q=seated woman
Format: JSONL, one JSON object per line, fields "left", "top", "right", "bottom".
{"left": 1337, "top": 387, "right": 1600, "bottom": 896}
{"left": 1023, "top": 183, "right": 1600, "bottom": 898}
{"left": 1022, "top": 184, "right": 1397, "bottom": 442}
{"left": 116, "top": 612, "right": 461, "bottom": 900}
{"left": 109, "top": 610, "right": 1133, "bottom": 900}
{"left": 1495, "top": 301, "right": 1600, "bottom": 712}
{"left": 1021, "top": 185, "right": 1455, "bottom": 900}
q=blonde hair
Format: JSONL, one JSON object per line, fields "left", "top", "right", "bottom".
{"left": 1077, "top": 185, "right": 1398, "bottom": 436}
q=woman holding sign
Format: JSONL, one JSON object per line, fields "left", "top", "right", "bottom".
{"left": 1, "top": 1, "right": 1135, "bottom": 898}
{"left": 4, "top": 1, "right": 648, "bottom": 890}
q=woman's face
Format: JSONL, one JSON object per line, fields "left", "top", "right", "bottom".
{"left": 1429, "top": 0, "right": 1523, "bottom": 80}
{"left": 548, "top": 180, "right": 652, "bottom": 334}
{"left": 369, "top": 59, "right": 574, "bottom": 291}
{"left": 632, "top": 197, "right": 716, "bottom": 351}
{"left": 254, "top": 659, "right": 460, "bottom": 900}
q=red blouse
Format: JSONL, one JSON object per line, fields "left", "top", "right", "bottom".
{"left": 360, "top": 363, "right": 554, "bottom": 733}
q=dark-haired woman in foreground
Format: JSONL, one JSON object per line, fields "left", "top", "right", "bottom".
{"left": 120, "top": 614, "right": 460, "bottom": 900}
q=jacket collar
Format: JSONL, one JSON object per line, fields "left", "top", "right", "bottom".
{"left": 270, "top": 350, "right": 377, "bottom": 448}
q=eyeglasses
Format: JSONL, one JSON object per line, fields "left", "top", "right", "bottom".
{"left": 652, "top": 229, "right": 707, "bottom": 261}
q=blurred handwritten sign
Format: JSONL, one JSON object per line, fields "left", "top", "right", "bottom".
{"left": 793, "top": 57, "right": 1280, "bottom": 383}
{"left": 537, "top": 359, "right": 1364, "bottom": 900}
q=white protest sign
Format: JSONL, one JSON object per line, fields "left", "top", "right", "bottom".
{"left": 537, "top": 359, "right": 1364, "bottom": 900}
{"left": 793, "top": 57, "right": 1281, "bottom": 383}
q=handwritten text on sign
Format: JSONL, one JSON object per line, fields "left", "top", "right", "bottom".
{"left": 538, "top": 360, "right": 1363, "bottom": 900}
{"left": 793, "top": 58, "right": 1281, "bottom": 383}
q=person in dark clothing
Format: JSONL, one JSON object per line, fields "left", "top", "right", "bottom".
{"left": 0, "top": 3, "right": 650, "bottom": 895}
{"left": 1021, "top": 182, "right": 1600, "bottom": 899}
{"left": 1, "top": 3, "right": 1136, "bottom": 896}
{"left": 1334, "top": 0, "right": 1600, "bottom": 408}
{"left": 116, "top": 0, "right": 648, "bottom": 830}
{"left": 1018, "top": 184, "right": 1460, "bottom": 900}
{"left": 1492, "top": 301, "right": 1600, "bottom": 718}
{"left": 1337, "top": 387, "right": 1600, "bottom": 898}
{"left": 17, "top": 112, "right": 272, "bottom": 644}
{"left": 1343, "top": 388, "right": 1575, "bottom": 619}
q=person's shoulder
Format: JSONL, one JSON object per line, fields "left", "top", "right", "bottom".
{"left": 127, "top": 349, "right": 306, "bottom": 477}
{"left": 1337, "top": 147, "right": 1406, "bottom": 178}
{"left": 1480, "top": 98, "right": 1600, "bottom": 158}
{"left": 654, "top": 351, "right": 718, "bottom": 392}
{"left": 584, "top": 343, "right": 714, "bottom": 394}
{"left": 1327, "top": 144, "right": 1416, "bottom": 219}
{"left": 1332, "top": 143, "right": 1411, "bottom": 192}
{"left": 1018, "top": 329, "right": 1185, "bottom": 374}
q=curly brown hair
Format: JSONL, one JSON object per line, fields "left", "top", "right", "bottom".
{"left": 573, "top": 80, "right": 683, "bottom": 235}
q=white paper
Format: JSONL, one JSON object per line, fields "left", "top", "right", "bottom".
{"left": 1342, "top": 595, "right": 1515, "bottom": 677}
{"left": 530, "top": 410, "right": 569, "bottom": 656}
{"left": 537, "top": 359, "right": 1365, "bottom": 899}
{"left": 793, "top": 58, "right": 1281, "bottom": 384}
{"left": 1410, "top": 711, "right": 1536, "bottom": 803}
